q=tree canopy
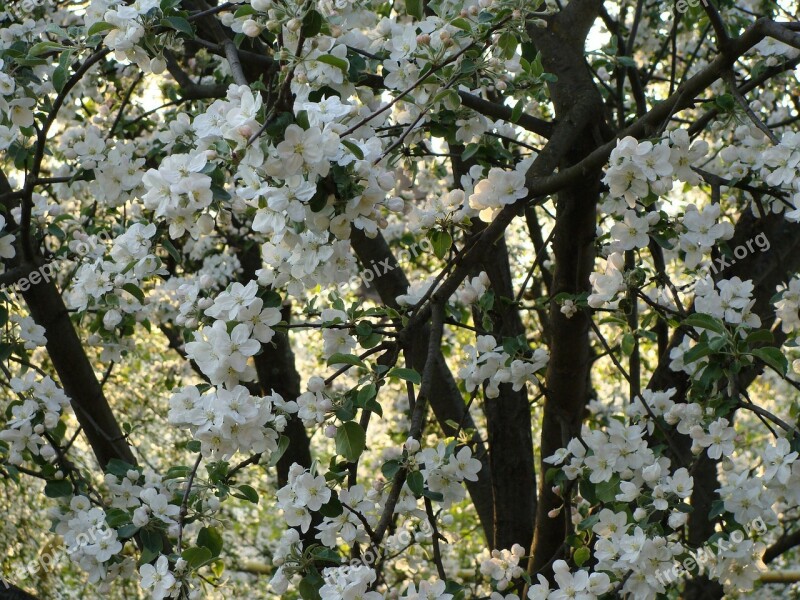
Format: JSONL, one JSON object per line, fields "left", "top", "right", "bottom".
{"left": 2, "top": 0, "right": 800, "bottom": 599}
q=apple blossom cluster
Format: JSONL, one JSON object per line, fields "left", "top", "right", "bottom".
{"left": 526, "top": 560, "right": 611, "bottom": 600}
{"left": 276, "top": 464, "right": 332, "bottom": 533}
{"left": 49, "top": 495, "right": 125, "bottom": 583}
{"left": 539, "top": 395, "right": 776, "bottom": 597}
{"left": 139, "top": 555, "right": 179, "bottom": 600}
{"left": 0, "top": 373, "right": 69, "bottom": 464}
{"left": 479, "top": 544, "right": 525, "bottom": 590}
{"left": 168, "top": 384, "right": 295, "bottom": 460}
{"left": 68, "top": 222, "right": 163, "bottom": 323}
{"left": 0, "top": 214, "right": 15, "bottom": 261}
{"left": 318, "top": 565, "right": 385, "bottom": 600}
{"left": 468, "top": 161, "right": 531, "bottom": 222}
{"left": 694, "top": 276, "right": 761, "bottom": 328}
{"left": 96, "top": 0, "right": 167, "bottom": 74}
{"left": 315, "top": 483, "right": 377, "bottom": 548}
{"left": 414, "top": 441, "right": 482, "bottom": 507}
{"left": 677, "top": 203, "right": 735, "bottom": 269}
{"left": 601, "top": 130, "right": 708, "bottom": 210}
{"left": 141, "top": 153, "right": 214, "bottom": 239}
{"left": 297, "top": 375, "right": 333, "bottom": 427}
{"left": 181, "top": 281, "right": 285, "bottom": 387}
{"left": 459, "top": 335, "right": 549, "bottom": 398}
{"left": 760, "top": 131, "right": 800, "bottom": 193}
{"left": 775, "top": 277, "right": 800, "bottom": 333}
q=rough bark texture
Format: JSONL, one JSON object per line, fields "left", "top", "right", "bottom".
{"left": 349, "top": 227, "right": 496, "bottom": 544}
{"left": 529, "top": 0, "right": 608, "bottom": 576}
{"left": 478, "top": 233, "right": 537, "bottom": 551}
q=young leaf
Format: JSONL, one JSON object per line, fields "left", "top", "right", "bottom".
{"left": 335, "top": 421, "right": 366, "bottom": 462}
{"left": 387, "top": 367, "right": 422, "bottom": 385}
{"left": 751, "top": 347, "right": 788, "bottom": 375}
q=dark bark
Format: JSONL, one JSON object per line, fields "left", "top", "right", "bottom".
{"left": 528, "top": 0, "right": 607, "bottom": 576}
{"left": 349, "top": 227, "right": 496, "bottom": 545}
{"left": 0, "top": 583, "right": 40, "bottom": 600}
{"left": 475, "top": 231, "right": 537, "bottom": 551}
{"left": 21, "top": 279, "right": 137, "bottom": 468}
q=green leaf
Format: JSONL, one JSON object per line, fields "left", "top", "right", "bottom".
{"left": 299, "top": 575, "right": 323, "bottom": 600}
{"left": 105, "top": 508, "right": 132, "bottom": 528}
{"left": 267, "top": 434, "right": 290, "bottom": 467}
{"left": 28, "top": 41, "right": 67, "bottom": 57}
{"left": 44, "top": 480, "right": 72, "bottom": 498}
{"left": 87, "top": 21, "right": 116, "bottom": 36}
{"left": 462, "top": 143, "right": 480, "bottom": 161}
{"left": 683, "top": 313, "right": 725, "bottom": 334}
{"left": 577, "top": 513, "right": 601, "bottom": 531}
{"left": 327, "top": 353, "right": 366, "bottom": 367}
{"left": 234, "top": 5, "right": 256, "bottom": 18}
{"left": 683, "top": 342, "right": 712, "bottom": 364}
{"left": 341, "top": 139, "right": 364, "bottom": 160}
{"left": 382, "top": 458, "right": 401, "bottom": 479}
{"left": 301, "top": 9, "right": 323, "bottom": 37}
{"left": 182, "top": 546, "right": 213, "bottom": 569}
{"left": 356, "top": 384, "right": 376, "bottom": 407}
{"left": 715, "top": 93, "right": 735, "bottom": 111}
{"left": 574, "top": 546, "right": 591, "bottom": 567}
{"left": 317, "top": 54, "right": 348, "bottom": 72}
{"left": 406, "top": 0, "right": 424, "bottom": 20}
{"left": 162, "top": 238, "right": 181, "bottom": 263}
{"left": 161, "top": 16, "right": 195, "bottom": 37}
{"left": 498, "top": 31, "right": 517, "bottom": 59}
{"left": 335, "top": 421, "right": 366, "bottom": 462}
{"left": 407, "top": 470, "right": 424, "bottom": 497}
{"left": 387, "top": 367, "right": 421, "bottom": 385}
{"left": 118, "top": 524, "right": 139, "bottom": 539}
{"left": 620, "top": 333, "right": 635, "bottom": 356}
{"left": 595, "top": 474, "right": 620, "bottom": 503}
{"left": 234, "top": 484, "right": 259, "bottom": 504}
{"left": 429, "top": 230, "right": 452, "bottom": 259}
{"left": 164, "top": 466, "right": 191, "bottom": 479}
{"left": 745, "top": 329, "right": 774, "bottom": 345}
{"left": 197, "top": 526, "right": 223, "bottom": 558}
{"left": 751, "top": 347, "right": 788, "bottom": 375}
{"left": 319, "top": 495, "right": 343, "bottom": 517}
{"left": 122, "top": 283, "right": 145, "bottom": 304}
{"left": 106, "top": 458, "right": 136, "bottom": 479}
{"left": 140, "top": 528, "right": 163, "bottom": 557}
{"left": 52, "top": 66, "right": 68, "bottom": 93}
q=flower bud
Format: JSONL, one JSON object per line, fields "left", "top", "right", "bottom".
{"left": 387, "top": 197, "right": 405, "bottom": 212}
{"left": 150, "top": 56, "right": 166, "bottom": 75}
{"left": 242, "top": 19, "right": 262, "bottom": 38}
{"left": 308, "top": 376, "right": 325, "bottom": 393}
{"left": 103, "top": 309, "right": 122, "bottom": 330}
